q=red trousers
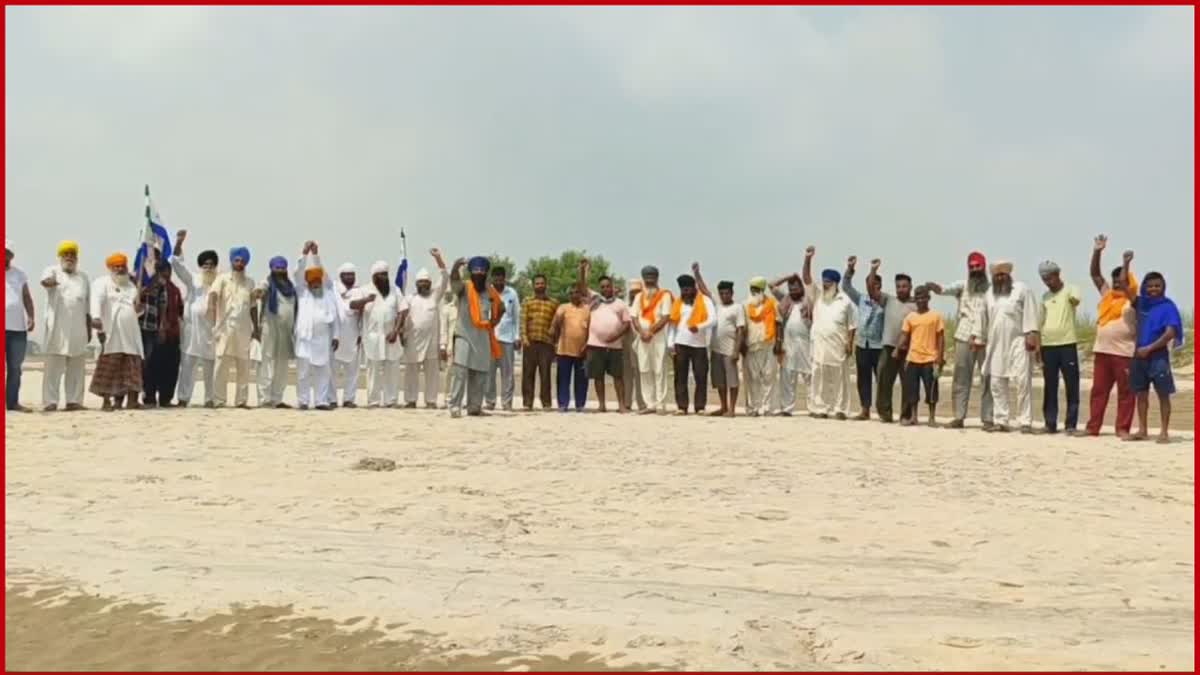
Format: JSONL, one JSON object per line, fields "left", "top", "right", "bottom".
{"left": 1086, "top": 352, "right": 1134, "bottom": 435}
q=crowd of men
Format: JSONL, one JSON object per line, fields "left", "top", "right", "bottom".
{"left": 4, "top": 233, "right": 1185, "bottom": 443}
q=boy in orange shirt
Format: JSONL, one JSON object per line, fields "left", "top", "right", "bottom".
{"left": 894, "top": 285, "right": 946, "bottom": 427}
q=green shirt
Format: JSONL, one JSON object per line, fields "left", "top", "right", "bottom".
{"left": 1040, "top": 284, "right": 1081, "bottom": 347}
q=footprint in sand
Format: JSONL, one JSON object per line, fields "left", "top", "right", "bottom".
{"left": 819, "top": 536, "right": 840, "bottom": 544}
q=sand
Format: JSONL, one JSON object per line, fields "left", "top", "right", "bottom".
{"left": 5, "top": 369, "right": 1195, "bottom": 671}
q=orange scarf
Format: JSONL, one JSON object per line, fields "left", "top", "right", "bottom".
{"left": 747, "top": 296, "right": 777, "bottom": 342}
{"left": 670, "top": 296, "right": 709, "bottom": 328}
{"left": 1097, "top": 268, "right": 1137, "bottom": 327}
{"left": 639, "top": 288, "right": 671, "bottom": 328}
{"left": 466, "top": 282, "right": 503, "bottom": 359}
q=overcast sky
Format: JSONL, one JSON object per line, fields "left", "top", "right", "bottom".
{"left": 6, "top": 6, "right": 1194, "bottom": 312}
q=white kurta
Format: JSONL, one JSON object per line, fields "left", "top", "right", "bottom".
{"left": 211, "top": 271, "right": 256, "bottom": 357}
{"left": 979, "top": 283, "right": 1041, "bottom": 378}
{"left": 404, "top": 272, "right": 448, "bottom": 363}
{"left": 810, "top": 291, "right": 858, "bottom": 366}
{"left": 293, "top": 257, "right": 342, "bottom": 368}
{"left": 334, "top": 281, "right": 363, "bottom": 363}
{"left": 781, "top": 300, "right": 813, "bottom": 374}
{"left": 90, "top": 276, "right": 143, "bottom": 357}
{"left": 631, "top": 289, "right": 673, "bottom": 369}
{"left": 171, "top": 259, "right": 215, "bottom": 360}
{"left": 41, "top": 266, "right": 91, "bottom": 357}
{"left": 362, "top": 291, "right": 409, "bottom": 362}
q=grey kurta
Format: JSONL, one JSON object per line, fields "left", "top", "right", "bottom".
{"left": 258, "top": 288, "right": 296, "bottom": 360}
{"left": 452, "top": 279, "right": 498, "bottom": 373}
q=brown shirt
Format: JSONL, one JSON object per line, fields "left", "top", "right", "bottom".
{"left": 554, "top": 302, "right": 591, "bottom": 357}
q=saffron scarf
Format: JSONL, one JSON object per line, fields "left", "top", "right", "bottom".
{"left": 669, "top": 295, "right": 709, "bottom": 329}
{"left": 1097, "top": 269, "right": 1137, "bottom": 327}
{"left": 747, "top": 296, "right": 778, "bottom": 342}
{"left": 467, "top": 281, "right": 503, "bottom": 359}
{"left": 639, "top": 288, "right": 671, "bottom": 328}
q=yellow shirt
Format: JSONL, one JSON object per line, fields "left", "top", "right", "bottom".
{"left": 901, "top": 310, "right": 945, "bottom": 365}
{"left": 1040, "top": 284, "right": 1081, "bottom": 347}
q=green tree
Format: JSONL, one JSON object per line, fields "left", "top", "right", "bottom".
{"left": 519, "top": 250, "right": 626, "bottom": 303}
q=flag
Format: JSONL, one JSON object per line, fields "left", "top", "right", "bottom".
{"left": 133, "top": 186, "right": 172, "bottom": 285}
{"left": 394, "top": 229, "right": 408, "bottom": 291}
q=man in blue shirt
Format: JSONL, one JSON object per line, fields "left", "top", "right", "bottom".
{"left": 841, "top": 257, "right": 886, "bottom": 420}
{"left": 485, "top": 266, "right": 521, "bottom": 411}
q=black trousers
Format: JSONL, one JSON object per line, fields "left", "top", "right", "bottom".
{"left": 142, "top": 331, "right": 181, "bottom": 406}
{"left": 877, "top": 346, "right": 909, "bottom": 420}
{"left": 902, "top": 362, "right": 939, "bottom": 418}
{"left": 855, "top": 346, "right": 881, "bottom": 410}
{"left": 673, "top": 345, "right": 708, "bottom": 412}
{"left": 1041, "top": 343, "right": 1081, "bottom": 431}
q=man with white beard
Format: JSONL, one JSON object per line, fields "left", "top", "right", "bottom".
{"left": 293, "top": 242, "right": 342, "bottom": 410}
{"left": 741, "top": 276, "right": 780, "bottom": 417}
{"left": 40, "top": 240, "right": 91, "bottom": 411}
{"left": 926, "top": 252, "right": 994, "bottom": 429}
{"left": 171, "top": 231, "right": 218, "bottom": 408}
{"left": 89, "top": 253, "right": 146, "bottom": 410}
{"left": 976, "top": 261, "right": 1041, "bottom": 433}
{"left": 209, "top": 246, "right": 256, "bottom": 408}
{"left": 404, "top": 249, "right": 449, "bottom": 408}
{"left": 359, "top": 260, "right": 409, "bottom": 408}
{"left": 630, "top": 265, "right": 673, "bottom": 414}
{"left": 770, "top": 273, "right": 813, "bottom": 416}
{"left": 803, "top": 246, "right": 858, "bottom": 420}
{"left": 332, "top": 263, "right": 363, "bottom": 408}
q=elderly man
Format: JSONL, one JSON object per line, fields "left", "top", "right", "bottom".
{"left": 521, "top": 273, "right": 559, "bottom": 411}
{"left": 171, "top": 231, "right": 218, "bottom": 408}
{"left": 927, "top": 251, "right": 994, "bottom": 429}
{"left": 40, "top": 241, "right": 91, "bottom": 411}
{"left": 332, "top": 263, "right": 363, "bottom": 408}
{"left": 1083, "top": 235, "right": 1137, "bottom": 437}
{"left": 1037, "top": 259, "right": 1082, "bottom": 434}
{"left": 404, "top": 249, "right": 449, "bottom": 408}
{"left": 631, "top": 265, "right": 673, "bottom": 414}
{"left": 254, "top": 256, "right": 297, "bottom": 408}
{"left": 210, "top": 246, "right": 256, "bottom": 408}
{"left": 359, "top": 260, "right": 408, "bottom": 408}
{"left": 771, "top": 273, "right": 812, "bottom": 416}
{"left": 841, "top": 256, "right": 886, "bottom": 420}
{"left": 876, "top": 268, "right": 917, "bottom": 423}
{"left": 621, "top": 279, "right": 647, "bottom": 412}
{"left": 485, "top": 265, "right": 521, "bottom": 412}
{"left": 977, "top": 261, "right": 1041, "bottom": 433}
{"left": 803, "top": 246, "right": 858, "bottom": 420}
{"left": 293, "top": 243, "right": 342, "bottom": 410}
{"left": 89, "top": 253, "right": 145, "bottom": 410}
{"left": 448, "top": 256, "right": 504, "bottom": 417}
{"left": 742, "top": 276, "right": 781, "bottom": 416}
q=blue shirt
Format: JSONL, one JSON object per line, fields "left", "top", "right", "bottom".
{"left": 841, "top": 275, "right": 885, "bottom": 349}
{"left": 492, "top": 285, "right": 521, "bottom": 344}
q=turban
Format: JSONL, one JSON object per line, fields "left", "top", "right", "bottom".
{"left": 641, "top": 265, "right": 659, "bottom": 278}
{"left": 990, "top": 260, "right": 1014, "bottom": 276}
{"left": 370, "top": 260, "right": 389, "bottom": 275}
{"left": 229, "top": 246, "right": 251, "bottom": 264}
{"left": 468, "top": 256, "right": 490, "bottom": 273}
{"left": 967, "top": 251, "right": 986, "bottom": 268}
{"left": 748, "top": 276, "right": 767, "bottom": 290}
{"left": 269, "top": 256, "right": 289, "bottom": 271}
{"left": 415, "top": 268, "right": 431, "bottom": 282}
{"left": 57, "top": 241, "right": 79, "bottom": 257}
{"left": 197, "top": 250, "right": 219, "bottom": 267}
{"left": 821, "top": 268, "right": 841, "bottom": 284}
{"left": 628, "top": 279, "right": 644, "bottom": 291}
{"left": 304, "top": 267, "right": 325, "bottom": 284}
{"left": 106, "top": 252, "right": 128, "bottom": 268}
{"left": 337, "top": 262, "right": 357, "bottom": 275}
{"left": 1038, "top": 260, "right": 1061, "bottom": 276}
{"left": 4, "top": 239, "right": 12, "bottom": 252}
{"left": 677, "top": 274, "right": 696, "bottom": 289}
{"left": 717, "top": 280, "right": 735, "bottom": 291}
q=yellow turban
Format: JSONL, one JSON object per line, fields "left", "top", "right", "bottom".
{"left": 304, "top": 267, "right": 325, "bottom": 284}
{"left": 57, "top": 240, "right": 79, "bottom": 257}
{"left": 105, "top": 252, "right": 128, "bottom": 269}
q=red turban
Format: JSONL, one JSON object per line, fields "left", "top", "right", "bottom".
{"left": 967, "top": 251, "right": 986, "bottom": 268}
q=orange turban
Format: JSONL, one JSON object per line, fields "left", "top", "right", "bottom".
{"left": 304, "top": 267, "right": 324, "bottom": 285}
{"left": 106, "top": 252, "right": 128, "bottom": 268}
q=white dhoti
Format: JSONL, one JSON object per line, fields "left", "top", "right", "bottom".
{"left": 366, "top": 359, "right": 402, "bottom": 407}
{"left": 215, "top": 355, "right": 250, "bottom": 406}
{"left": 742, "top": 348, "right": 778, "bottom": 415}
{"left": 405, "top": 356, "right": 441, "bottom": 406}
{"left": 635, "top": 336, "right": 670, "bottom": 412}
{"left": 297, "top": 358, "right": 333, "bottom": 407}
{"left": 257, "top": 353, "right": 290, "bottom": 406}
{"left": 809, "top": 360, "right": 850, "bottom": 416}
{"left": 177, "top": 354, "right": 215, "bottom": 405}
{"left": 43, "top": 354, "right": 86, "bottom": 407}
{"left": 333, "top": 356, "right": 361, "bottom": 405}
{"left": 778, "top": 365, "right": 811, "bottom": 414}
{"left": 990, "top": 368, "right": 1033, "bottom": 428}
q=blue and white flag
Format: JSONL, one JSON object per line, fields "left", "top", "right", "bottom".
{"left": 133, "top": 187, "right": 172, "bottom": 285}
{"left": 394, "top": 228, "right": 408, "bottom": 291}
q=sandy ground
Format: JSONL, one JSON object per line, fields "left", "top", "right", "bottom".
{"left": 5, "top": 369, "right": 1195, "bottom": 671}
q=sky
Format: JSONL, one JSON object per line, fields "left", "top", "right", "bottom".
{"left": 5, "top": 6, "right": 1195, "bottom": 318}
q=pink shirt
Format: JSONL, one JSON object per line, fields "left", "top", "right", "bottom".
{"left": 1093, "top": 303, "right": 1137, "bottom": 358}
{"left": 587, "top": 295, "right": 631, "bottom": 349}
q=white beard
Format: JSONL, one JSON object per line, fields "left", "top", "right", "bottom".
{"left": 822, "top": 287, "right": 837, "bottom": 302}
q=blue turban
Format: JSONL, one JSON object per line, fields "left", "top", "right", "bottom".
{"left": 269, "top": 256, "right": 288, "bottom": 271}
{"left": 230, "top": 246, "right": 251, "bottom": 265}
{"left": 266, "top": 256, "right": 296, "bottom": 315}
{"left": 468, "top": 256, "right": 490, "bottom": 273}
{"left": 821, "top": 268, "right": 841, "bottom": 284}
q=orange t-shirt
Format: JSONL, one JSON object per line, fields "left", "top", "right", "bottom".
{"left": 901, "top": 310, "right": 945, "bottom": 365}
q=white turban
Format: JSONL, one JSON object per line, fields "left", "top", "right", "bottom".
{"left": 415, "top": 268, "right": 431, "bottom": 282}
{"left": 337, "top": 262, "right": 357, "bottom": 275}
{"left": 370, "top": 260, "right": 389, "bottom": 275}
{"left": 990, "top": 260, "right": 1014, "bottom": 276}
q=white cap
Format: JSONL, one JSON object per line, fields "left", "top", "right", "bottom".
{"left": 415, "top": 268, "right": 431, "bottom": 282}
{"left": 370, "top": 260, "right": 389, "bottom": 275}
{"left": 337, "top": 262, "right": 357, "bottom": 275}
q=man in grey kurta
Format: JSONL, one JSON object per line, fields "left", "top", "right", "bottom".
{"left": 448, "top": 256, "right": 505, "bottom": 418}
{"left": 926, "top": 251, "right": 994, "bottom": 429}
{"left": 254, "top": 256, "right": 297, "bottom": 408}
